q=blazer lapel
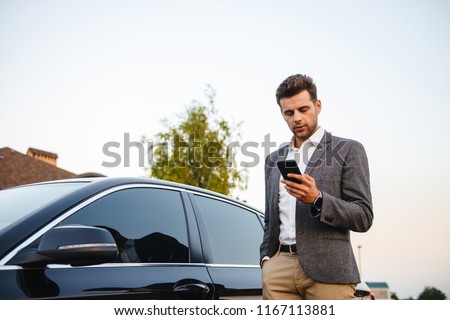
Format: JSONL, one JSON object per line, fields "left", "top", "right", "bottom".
{"left": 304, "top": 131, "right": 331, "bottom": 175}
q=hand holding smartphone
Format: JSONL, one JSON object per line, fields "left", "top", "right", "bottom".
{"left": 277, "top": 160, "right": 302, "bottom": 184}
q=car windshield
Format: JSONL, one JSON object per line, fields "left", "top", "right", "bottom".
{"left": 0, "top": 182, "right": 87, "bottom": 232}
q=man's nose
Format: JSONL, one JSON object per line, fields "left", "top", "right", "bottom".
{"left": 293, "top": 110, "right": 302, "bottom": 123}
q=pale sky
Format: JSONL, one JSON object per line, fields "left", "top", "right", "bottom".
{"left": 1, "top": 0, "right": 450, "bottom": 299}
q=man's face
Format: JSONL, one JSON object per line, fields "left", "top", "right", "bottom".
{"left": 280, "top": 90, "right": 321, "bottom": 148}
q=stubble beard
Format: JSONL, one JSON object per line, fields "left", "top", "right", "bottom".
{"left": 292, "top": 119, "right": 318, "bottom": 146}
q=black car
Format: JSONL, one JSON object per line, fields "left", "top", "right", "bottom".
{"left": 0, "top": 177, "right": 264, "bottom": 299}
{"left": 0, "top": 177, "right": 372, "bottom": 300}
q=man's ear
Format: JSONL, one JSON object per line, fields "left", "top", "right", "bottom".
{"left": 315, "top": 99, "right": 322, "bottom": 115}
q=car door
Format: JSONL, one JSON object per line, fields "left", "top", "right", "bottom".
{"left": 189, "top": 193, "right": 264, "bottom": 299}
{"left": 6, "top": 185, "right": 214, "bottom": 299}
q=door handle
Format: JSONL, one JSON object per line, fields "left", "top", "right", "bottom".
{"left": 173, "top": 282, "right": 210, "bottom": 296}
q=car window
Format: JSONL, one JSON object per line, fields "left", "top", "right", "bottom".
{"left": 0, "top": 182, "right": 87, "bottom": 232}
{"left": 193, "top": 195, "right": 263, "bottom": 265}
{"left": 61, "top": 187, "right": 189, "bottom": 263}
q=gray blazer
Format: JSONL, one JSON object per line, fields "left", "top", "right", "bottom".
{"left": 260, "top": 131, "right": 373, "bottom": 284}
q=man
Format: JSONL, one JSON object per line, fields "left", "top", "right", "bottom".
{"left": 260, "top": 74, "right": 373, "bottom": 300}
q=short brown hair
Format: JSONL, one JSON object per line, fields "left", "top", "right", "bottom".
{"left": 275, "top": 74, "right": 318, "bottom": 106}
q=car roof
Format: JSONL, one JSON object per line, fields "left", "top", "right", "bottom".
{"left": 8, "top": 176, "right": 263, "bottom": 213}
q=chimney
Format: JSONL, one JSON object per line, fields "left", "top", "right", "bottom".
{"left": 27, "top": 148, "right": 58, "bottom": 166}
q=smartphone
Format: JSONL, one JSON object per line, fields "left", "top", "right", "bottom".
{"left": 277, "top": 160, "right": 302, "bottom": 183}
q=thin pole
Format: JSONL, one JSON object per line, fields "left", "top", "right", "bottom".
{"left": 358, "top": 245, "right": 363, "bottom": 279}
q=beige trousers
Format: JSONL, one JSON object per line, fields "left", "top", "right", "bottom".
{"left": 262, "top": 251, "right": 356, "bottom": 300}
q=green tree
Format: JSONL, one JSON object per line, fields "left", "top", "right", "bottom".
{"left": 417, "top": 286, "right": 447, "bottom": 300}
{"left": 390, "top": 292, "right": 399, "bottom": 300}
{"left": 143, "top": 86, "right": 247, "bottom": 196}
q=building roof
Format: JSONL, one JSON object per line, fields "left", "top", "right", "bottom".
{"left": 366, "top": 282, "right": 390, "bottom": 289}
{"left": 0, "top": 147, "right": 76, "bottom": 189}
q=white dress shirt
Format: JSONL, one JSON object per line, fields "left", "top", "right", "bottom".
{"left": 278, "top": 126, "right": 325, "bottom": 245}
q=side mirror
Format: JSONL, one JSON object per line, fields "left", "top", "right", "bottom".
{"left": 36, "top": 225, "right": 118, "bottom": 266}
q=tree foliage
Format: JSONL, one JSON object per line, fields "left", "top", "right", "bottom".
{"left": 143, "top": 86, "right": 247, "bottom": 196}
{"left": 390, "top": 292, "right": 399, "bottom": 300}
{"left": 417, "top": 286, "right": 447, "bottom": 300}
